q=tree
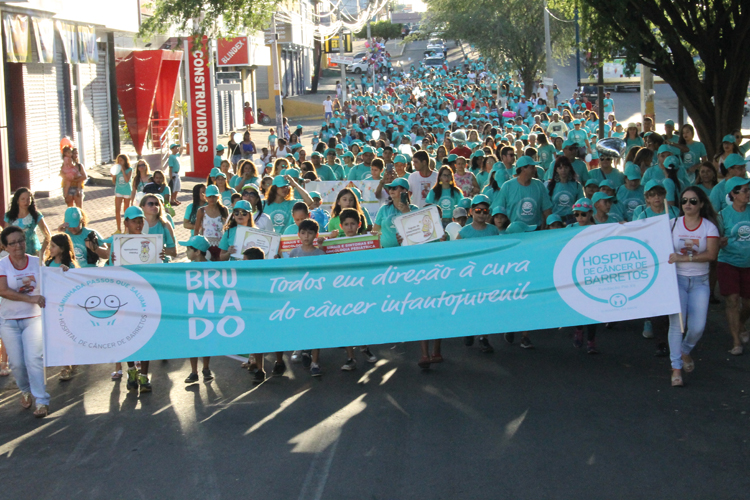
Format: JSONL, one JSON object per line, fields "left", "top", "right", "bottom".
{"left": 573, "top": 0, "right": 750, "bottom": 157}
{"left": 355, "top": 20, "right": 403, "bottom": 44}
{"left": 139, "top": 0, "right": 280, "bottom": 40}
{"left": 419, "top": 0, "right": 574, "bottom": 96}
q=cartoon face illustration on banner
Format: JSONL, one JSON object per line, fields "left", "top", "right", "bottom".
{"left": 119, "top": 237, "right": 157, "bottom": 265}
{"left": 57, "top": 268, "right": 162, "bottom": 362}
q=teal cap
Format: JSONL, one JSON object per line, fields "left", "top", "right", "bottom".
{"left": 572, "top": 198, "right": 593, "bottom": 212}
{"left": 726, "top": 177, "right": 750, "bottom": 192}
{"left": 233, "top": 200, "right": 253, "bottom": 211}
{"left": 724, "top": 153, "right": 745, "bottom": 168}
{"left": 664, "top": 119, "right": 675, "bottom": 126}
{"left": 723, "top": 134, "right": 736, "bottom": 144}
{"left": 592, "top": 192, "right": 613, "bottom": 205}
{"left": 663, "top": 156, "right": 680, "bottom": 169}
{"left": 644, "top": 180, "right": 665, "bottom": 193}
{"left": 64, "top": 207, "right": 82, "bottom": 227}
{"left": 471, "top": 194, "right": 491, "bottom": 206}
{"left": 272, "top": 176, "right": 290, "bottom": 188}
{"left": 546, "top": 214, "right": 563, "bottom": 226}
{"left": 205, "top": 185, "right": 220, "bottom": 197}
{"left": 123, "top": 206, "right": 145, "bottom": 220}
{"left": 385, "top": 177, "right": 409, "bottom": 190}
{"left": 599, "top": 179, "right": 616, "bottom": 189}
{"left": 516, "top": 156, "right": 540, "bottom": 169}
{"left": 179, "top": 235, "right": 210, "bottom": 253}
{"left": 624, "top": 162, "right": 642, "bottom": 180}
{"left": 506, "top": 221, "right": 537, "bottom": 233}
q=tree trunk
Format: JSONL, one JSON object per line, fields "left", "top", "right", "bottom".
{"left": 311, "top": 39, "right": 322, "bottom": 94}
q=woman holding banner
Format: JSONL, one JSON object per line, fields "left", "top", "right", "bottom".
{"left": 0, "top": 226, "right": 53, "bottom": 417}
{"left": 667, "top": 187, "right": 719, "bottom": 386}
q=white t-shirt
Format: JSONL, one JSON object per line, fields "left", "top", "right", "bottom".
{"left": 254, "top": 212, "right": 273, "bottom": 232}
{"left": 0, "top": 255, "right": 41, "bottom": 319}
{"left": 671, "top": 216, "right": 719, "bottom": 276}
{"left": 408, "top": 170, "right": 438, "bottom": 208}
{"left": 323, "top": 100, "right": 333, "bottom": 113}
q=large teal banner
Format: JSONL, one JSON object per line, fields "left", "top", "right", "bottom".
{"left": 42, "top": 216, "right": 680, "bottom": 366}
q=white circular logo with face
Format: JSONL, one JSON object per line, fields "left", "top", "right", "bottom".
{"left": 521, "top": 201, "right": 534, "bottom": 215}
{"left": 553, "top": 228, "right": 661, "bottom": 322}
{"left": 556, "top": 193, "right": 571, "bottom": 207}
{"left": 272, "top": 212, "right": 286, "bottom": 225}
{"left": 736, "top": 223, "right": 750, "bottom": 241}
{"left": 57, "top": 268, "right": 161, "bottom": 363}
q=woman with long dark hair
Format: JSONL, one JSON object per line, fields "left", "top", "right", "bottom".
{"left": 183, "top": 184, "right": 207, "bottom": 235}
{"left": 112, "top": 154, "right": 132, "bottom": 233}
{"left": 667, "top": 186, "right": 719, "bottom": 386}
{"left": 547, "top": 156, "right": 583, "bottom": 224}
{"left": 3, "top": 188, "right": 51, "bottom": 258}
{"left": 426, "top": 166, "right": 464, "bottom": 225}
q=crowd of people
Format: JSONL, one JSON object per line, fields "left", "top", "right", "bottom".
{"left": 1, "top": 55, "right": 749, "bottom": 419}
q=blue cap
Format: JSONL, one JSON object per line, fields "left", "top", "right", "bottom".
{"left": 385, "top": 177, "right": 409, "bottom": 190}
{"left": 572, "top": 198, "right": 593, "bottom": 212}
{"left": 623, "top": 162, "right": 642, "bottom": 180}
{"left": 644, "top": 180, "right": 665, "bottom": 193}
{"left": 123, "top": 206, "right": 144, "bottom": 220}
{"left": 491, "top": 206, "right": 507, "bottom": 217}
{"left": 516, "top": 156, "right": 539, "bottom": 169}
{"left": 506, "top": 221, "right": 537, "bottom": 233}
{"left": 394, "top": 154, "right": 408, "bottom": 163}
{"left": 272, "top": 176, "right": 290, "bottom": 188}
{"left": 657, "top": 144, "right": 672, "bottom": 155}
{"left": 209, "top": 167, "right": 221, "bottom": 177}
{"left": 726, "top": 177, "right": 750, "bottom": 192}
{"left": 663, "top": 156, "right": 680, "bottom": 169}
{"left": 216, "top": 144, "right": 225, "bottom": 151}
{"left": 592, "top": 192, "right": 613, "bottom": 205}
{"left": 599, "top": 179, "right": 616, "bottom": 189}
{"left": 233, "top": 200, "right": 253, "bottom": 211}
{"left": 458, "top": 197, "right": 472, "bottom": 209}
{"left": 205, "top": 185, "right": 220, "bottom": 197}
{"left": 723, "top": 134, "right": 737, "bottom": 144}
{"left": 471, "top": 194, "right": 491, "bottom": 206}
{"left": 724, "top": 153, "right": 745, "bottom": 169}
{"left": 179, "top": 235, "right": 210, "bottom": 252}
{"left": 64, "top": 207, "right": 82, "bottom": 227}
{"left": 546, "top": 214, "right": 563, "bottom": 226}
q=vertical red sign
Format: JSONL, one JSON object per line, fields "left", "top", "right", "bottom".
{"left": 185, "top": 36, "right": 214, "bottom": 177}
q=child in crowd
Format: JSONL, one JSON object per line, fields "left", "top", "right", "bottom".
{"left": 179, "top": 235, "right": 214, "bottom": 383}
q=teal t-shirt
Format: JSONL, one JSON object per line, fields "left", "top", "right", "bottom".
{"left": 588, "top": 168, "right": 626, "bottom": 190}
{"left": 217, "top": 226, "right": 245, "bottom": 260}
{"left": 538, "top": 144, "right": 556, "bottom": 172}
{"left": 374, "top": 203, "right": 418, "bottom": 248}
{"left": 230, "top": 176, "right": 258, "bottom": 190}
{"left": 497, "top": 178, "right": 553, "bottom": 226}
{"left": 458, "top": 223, "right": 500, "bottom": 238}
{"left": 168, "top": 154, "right": 181, "bottom": 174}
{"left": 425, "top": 188, "right": 463, "bottom": 219}
{"left": 635, "top": 205, "right": 679, "bottom": 220}
{"left": 283, "top": 224, "right": 299, "bottom": 235}
{"left": 347, "top": 164, "right": 371, "bottom": 181}
{"left": 568, "top": 129, "right": 588, "bottom": 146}
{"left": 65, "top": 227, "right": 102, "bottom": 267}
{"left": 265, "top": 199, "right": 297, "bottom": 234}
{"left": 625, "top": 137, "right": 644, "bottom": 154}
{"left": 616, "top": 185, "right": 645, "bottom": 221}
{"left": 682, "top": 142, "right": 707, "bottom": 169}
{"left": 641, "top": 165, "right": 666, "bottom": 185}
{"left": 709, "top": 179, "right": 730, "bottom": 213}
{"left": 115, "top": 168, "right": 133, "bottom": 195}
{"left": 4, "top": 213, "right": 43, "bottom": 254}
{"left": 550, "top": 181, "right": 584, "bottom": 217}
{"left": 331, "top": 164, "right": 347, "bottom": 181}
{"left": 316, "top": 164, "right": 337, "bottom": 181}
{"left": 718, "top": 204, "right": 750, "bottom": 268}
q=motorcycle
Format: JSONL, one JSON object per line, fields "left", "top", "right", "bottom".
{"left": 257, "top": 108, "right": 272, "bottom": 125}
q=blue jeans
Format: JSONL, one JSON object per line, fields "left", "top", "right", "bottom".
{"left": 0, "top": 317, "right": 49, "bottom": 405}
{"left": 668, "top": 274, "right": 710, "bottom": 370}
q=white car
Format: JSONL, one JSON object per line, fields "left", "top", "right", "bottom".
{"left": 346, "top": 59, "right": 370, "bottom": 74}
{"left": 426, "top": 39, "right": 446, "bottom": 51}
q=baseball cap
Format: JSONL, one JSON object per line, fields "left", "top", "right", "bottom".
{"left": 233, "top": 200, "right": 253, "bottom": 211}
{"left": 546, "top": 214, "right": 563, "bottom": 226}
{"left": 724, "top": 153, "right": 745, "bottom": 169}
{"left": 491, "top": 206, "right": 507, "bottom": 217}
{"left": 205, "top": 185, "right": 220, "bottom": 197}
{"left": 385, "top": 177, "right": 409, "bottom": 190}
{"left": 726, "top": 177, "right": 750, "bottom": 192}
{"left": 599, "top": 179, "right": 616, "bottom": 189}
{"left": 272, "top": 176, "right": 290, "bottom": 188}
{"left": 722, "top": 134, "right": 736, "bottom": 144}
{"left": 311, "top": 151, "right": 323, "bottom": 158}
{"left": 64, "top": 207, "right": 82, "bottom": 227}
{"left": 471, "top": 194, "right": 491, "bottom": 206}
{"left": 644, "top": 180, "right": 665, "bottom": 193}
{"left": 592, "top": 192, "right": 613, "bottom": 205}
{"left": 663, "top": 156, "right": 680, "bottom": 169}
{"left": 506, "top": 221, "right": 537, "bottom": 233}
{"left": 562, "top": 139, "right": 578, "bottom": 149}
{"left": 209, "top": 167, "right": 221, "bottom": 177}
{"left": 572, "top": 198, "right": 593, "bottom": 212}
{"left": 657, "top": 144, "right": 673, "bottom": 155}
{"left": 216, "top": 144, "right": 225, "bottom": 151}
{"left": 123, "top": 206, "right": 144, "bottom": 220}
{"left": 169, "top": 143, "right": 179, "bottom": 149}
{"left": 394, "top": 154, "right": 407, "bottom": 164}
{"left": 623, "top": 162, "right": 642, "bottom": 180}
{"left": 516, "top": 156, "right": 539, "bottom": 169}
{"left": 309, "top": 191, "right": 322, "bottom": 200}
{"left": 362, "top": 145, "right": 376, "bottom": 154}
{"left": 178, "top": 235, "right": 210, "bottom": 253}
{"left": 664, "top": 119, "right": 675, "bottom": 126}
{"left": 452, "top": 207, "right": 467, "bottom": 218}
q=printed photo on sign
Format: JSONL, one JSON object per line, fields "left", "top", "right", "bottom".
{"left": 280, "top": 232, "right": 331, "bottom": 257}
{"left": 113, "top": 234, "right": 163, "bottom": 266}
{"left": 393, "top": 206, "right": 444, "bottom": 246}
{"left": 233, "top": 227, "right": 280, "bottom": 259}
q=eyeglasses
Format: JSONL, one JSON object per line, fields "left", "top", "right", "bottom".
{"left": 574, "top": 212, "right": 588, "bottom": 217}
{"left": 145, "top": 201, "right": 159, "bottom": 207}
{"left": 735, "top": 188, "right": 750, "bottom": 195}
{"left": 5, "top": 239, "right": 25, "bottom": 247}
{"left": 473, "top": 208, "right": 489, "bottom": 214}
{"left": 233, "top": 210, "right": 249, "bottom": 216}
{"left": 681, "top": 197, "right": 699, "bottom": 206}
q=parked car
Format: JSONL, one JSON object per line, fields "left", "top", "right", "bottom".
{"left": 426, "top": 39, "right": 445, "bottom": 51}
{"left": 422, "top": 57, "right": 445, "bottom": 68}
{"left": 347, "top": 59, "right": 370, "bottom": 74}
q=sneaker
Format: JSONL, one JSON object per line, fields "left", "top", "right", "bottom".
{"left": 253, "top": 370, "right": 266, "bottom": 384}
{"left": 291, "top": 351, "right": 302, "bottom": 363}
{"left": 654, "top": 342, "right": 668, "bottom": 357}
{"left": 642, "top": 320, "right": 654, "bottom": 339}
{"left": 138, "top": 374, "right": 152, "bottom": 392}
{"left": 126, "top": 368, "right": 139, "bottom": 391}
{"left": 463, "top": 336, "right": 475, "bottom": 346}
{"left": 341, "top": 358, "right": 357, "bottom": 371}
{"left": 479, "top": 337, "right": 494, "bottom": 353}
{"left": 310, "top": 363, "right": 322, "bottom": 377}
{"left": 504, "top": 332, "right": 515, "bottom": 344}
{"left": 272, "top": 361, "right": 287, "bottom": 376}
{"left": 587, "top": 341, "right": 599, "bottom": 354}
{"left": 740, "top": 331, "right": 750, "bottom": 345}
{"left": 573, "top": 329, "right": 583, "bottom": 349}
{"left": 184, "top": 372, "right": 199, "bottom": 383}
{"left": 729, "top": 345, "right": 743, "bottom": 356}
{"left": 301, "top": 351, "right": 312, "bottom": 369}
{"left": 361, "top": 347, "right": 377, "bottom": 362}
{"left": 202, "top": 369, "right": 214, "bottom": 381}
{"left": 520, "top": 337, "right": 534, "bottom": 349}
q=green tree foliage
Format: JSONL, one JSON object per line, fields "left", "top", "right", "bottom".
{"left": 418, "top": 0, "right": 574, "bottom": 96}
{"left": 574, "top": 0, "right": 750, "bottom": 156}
{"left": 355, "top": 21, "right": 404, "bottom": 43}
{"left": 139, "top": 0, "right": 280, "bottom": 40}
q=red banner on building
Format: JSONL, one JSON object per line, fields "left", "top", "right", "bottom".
{"left": 185, "top": 36, "right": 214, "bottom": 177}
{"left": 217, "top": 36, "right": 249, "bottom": 66}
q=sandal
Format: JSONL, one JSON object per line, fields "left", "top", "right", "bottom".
{"left": 111, "top": 370, "right": 123, "bottom": 380}
{"left": 33, "top": 405, "right": 48, "bottom": 418}
{"left": 417, "top": 356, "right": 431, "bottom": 369}
{"left": 20, "top": 392, "right": 32, "bottom": 409}
{"left": 671, "top": 372, "right": 684, "bottom": 387}
{"left": 681, "top": 354, "right": 695, "bottom": 373}
{"left": 430, "top": 353, "right": 444, "bottom": 363}
{"left": 740, "top": 331, "right": 750, "bottom": 345}
{"left": 59, "top": 367, "right": 72, "bottom": 381}
{"left": 0, "top": 361, "right": 10, "bottom": 376}
{"left": 729, "top": 345, "right": 743, "bottom": 356}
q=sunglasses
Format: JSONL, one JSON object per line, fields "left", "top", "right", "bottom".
{"left": 233, "top": 210, "right": 249, "bottom": 216}
{"left": 681, "top": 197, "right": 699, "bottom": 206}
{"left": 145, "top": 201, "right": 159, "bottom": 207}
{"left": 473, "top": 208, "right": 489, "bottom": 214}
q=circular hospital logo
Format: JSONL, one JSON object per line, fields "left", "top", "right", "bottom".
{"left": 57, "top": 268, "right": 161, "bottom": 362}
{"left": 736, "top": 223, "right": 750, "bottom": 242}
{"left": 272, "top": 212, "right": 286, "bottom": 225}
{"left": 553, "top": 229, "right": 661, "bottom": 322}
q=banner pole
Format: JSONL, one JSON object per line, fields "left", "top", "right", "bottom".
{"left": 40, "top": 268, "right": 47, "bottom": 378}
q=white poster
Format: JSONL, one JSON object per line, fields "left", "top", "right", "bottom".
{"left": 232, "top": 227, "right": 280, "bottom": 259}
{"left": 112, "top": 234, "right": 163, "bottom": 266}
{"left": 393, "top": 206, "right": 445, "bottom": 246}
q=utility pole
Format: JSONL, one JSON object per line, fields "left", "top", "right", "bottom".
{"left": 574, "top": 6, "right": 581, "bottom": 86}
{"left": 338, "top": 23, "right": 347, "bottom": 103}
{"left": 367, "top": 19, "right": 373, "bottom": 91}
{"left": 543, "top": 0, "right": 554, "bottom": 104}
{"left": 270, "top": 13, "right": 284, "bottom": 139}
